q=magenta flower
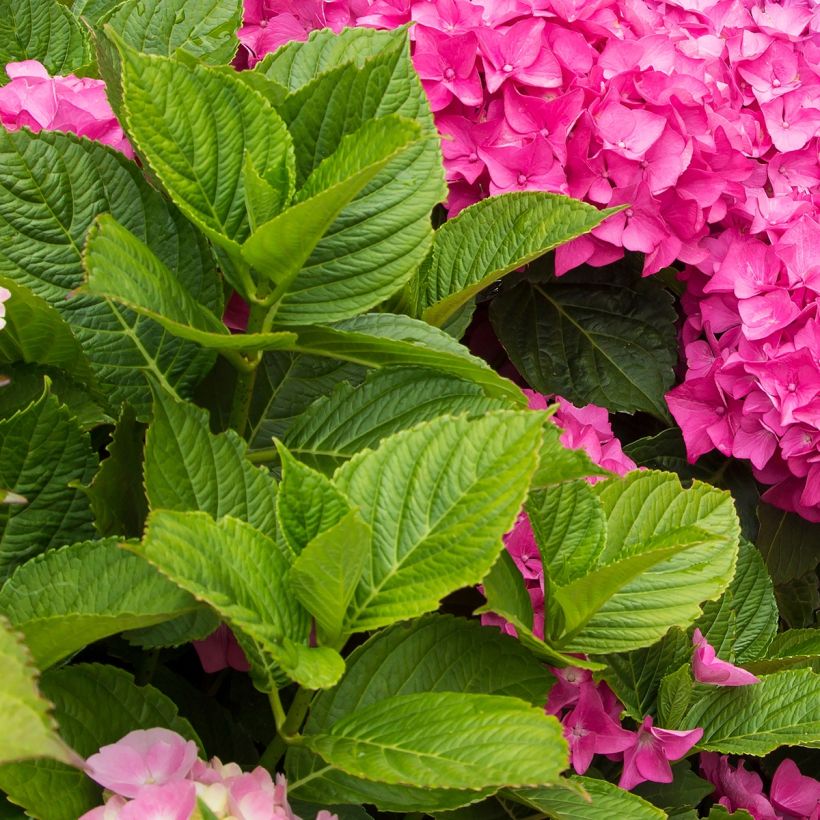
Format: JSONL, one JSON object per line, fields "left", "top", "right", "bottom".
{"left": 0, "top": 61, "right": 132, "bottom": 157}
{"left": 546, "top": 666, "right": 593, "bottom": 715}
{"left": 413, "top": 27, "right": 483, "bottom": 111}
{"left": 700, "top": 753, "right": 779, "bottom": 819}
{"left": 619, "top": 716, "right": 703, "bottom": 791}
{"left": 85, "top": 728, "right": 198, "bottom": 799}
{"left": 691, "top": 629, "right": 760, "bottom": 686}
{"left": 562, "top": 683, "right": 635, "bottom": 775}
{"left": 770, "top": 758, "right": 820, "bottom": 819}
{"left": 193, "top": 624, "right": 251, "bottom": 674}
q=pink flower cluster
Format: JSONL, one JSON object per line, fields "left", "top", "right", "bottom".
{"left": 547, "top": 665, "right": 703, "bottom": 789}
{"left": 0, "top": 61, "right": 132, "bottom": 157}
{"left": 81, "top": 728, "right": 336, "bottom": 820}
{"left": 702, "top": 754, "right": 820, "bottom": 819}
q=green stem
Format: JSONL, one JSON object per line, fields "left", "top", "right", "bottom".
{"left": 260, "top": 686, "right": 315, "bottom": 774}
{"left": 282, "top": 686, "right": 314, "bottom": 736}
{"left": 227, "top": 303, "right": 267, "bottom": 435}
{"left": 248, "top": 447, "right": 278, "bottom": 465}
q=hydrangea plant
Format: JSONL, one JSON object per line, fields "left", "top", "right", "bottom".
{"left": 0, "top": 2, "right": 817, "bottom": 820}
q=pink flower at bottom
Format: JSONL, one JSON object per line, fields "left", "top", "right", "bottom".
{"left": 770, "top": 758, "right": 820, "bottom": 819}
{"left": 700, "top": 753, "right": 779, "bottom": 819}
{"left": 119, "top": 782, "right": 196, "bottom": 820}
{"left": 85, "top": 728, "right": 198, "bottom": 799}
{"left": 0, "top": 61, "right": 133, "bottom": 157}
{"left": 619, "top": 716, "right": 703, "bottom": 790}
{"left": 692, "top": 629, "right": 760, "bottom": 686}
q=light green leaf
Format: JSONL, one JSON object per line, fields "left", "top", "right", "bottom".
{"left": 282, "top": 367, "right": 513, "bottom": 474}
{"left": 243, "top": 154, "right": 288, "bottom": 230}
{"left": 291, "top": 314, "right": 525, "bottom": 405}
{"left": 0, "top": 0, "right": 93, "bottom": 78}
{"left": 124, "top": 607, "right": 220, "bottom": 650}
{"left": 0, "top": 387, "right": 96, "bottom": 581}
{"left": 756, "top": 502, "right": 820, "bottom": 585}
{"left": 0, "top": 129, "right": 220, "bottom": 416}
{"left": 82, "top": 214, "right": 296, "bottom": 355}
{"left": 0, "top": 538, "right": 197, "bottom": 668}
{"left": 334, "top": 411, "right": 543, "bottom": 631}
{"left": 554, "top": 471, "right": 740, "bottom": 653}
{"left": 83, "top": 404, "right": 147, "bottom": 538}
{"left": 695, "top": 539, "right": 778, "bottom": 664}
{"left": 305, "top": 692, "right": 566, "bottom": 790}
{"left": 708, "top": 808, "right": 754, "bottom": 820}
{"left": 144, "top": 388, "right": 278, "bottom": 537}
{"left": 511, "top": 776, "right": 666, "bottom": 819}
{"left": 289, "top": 510, "right": 370, "bottom": 645}
{"left": 134, "top": 511, "right": 342, "bottom": 689}
{"left": 600, "top": 629, "right": 691, "bottom": 721}
{"left": 416, "top": 193, "right": 621, "bottom": 326}
{"left": 0, "top": 663, "right": 199, "bottom": 820}
{"left": 242, "top": 115, "right": 432, "bottom": 324}
{"left": 276, "top": 443, "right": 351, "bottom": 556}
{"left": 0, "top": 278, "right": 94, "bottom": 386}
{"left": 657, "top": 664, "right": 694, "bottom": 729}
{"left": 683, "top": 669, "right": 820, "bottom": 754}
{"left": 257, "top": 26, "right": 403, "bottom": 92}
{"left": 103, "top": 0, "right": 242, "bottom": 64}
{"left": 72, "top": 0, "right": 121, "bottom": 26}
{"left": 527, "top": 480, "right": 606, "bottom": 587}
{"left": 490, "top": 267, "right": 677, "bottom": 419}
{"left": 288, "top": 614, "right": 554, "bottom": 811}
{"left": 745, "top": 630, "right": 820, "bottom": 675}
{"left": 0, "top": 617, "right": 75, "bottom": 766}
{"left": 118, "top": 45, "right": 294, "bottom": 265}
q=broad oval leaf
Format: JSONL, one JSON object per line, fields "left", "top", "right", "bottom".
{"left": 0, "top": 663, "right": 199, "bottom": 820}
{"left": 683, "top": 669, "right": 820, "bottom": 755}
{"left": 0, "top": 538, "right": 197, "bottom": 669}
{"left": 745, "top": 629, "right": 820, "bottom": 675}
{"left": 0, "top": 0, "right": 93, "bottom": 77}
{"left": 490, "top": 267, "right": 677, "bottom": 419}
{"left": 282, "top": 367, "right": 513, "bottom": 474}
{"left": 0, "top": 129, "right": 220, "bottom": 416}
{"left": 103, "top": 0, "right": 242, "bottom": 64}
{"left": 305, "top": 692, "right": 567, "bottom": 790}
{"left": 0, "top": 617, "right": 75, "bottom": 767}
{"left": 756, "top": 502, "right": 820, "bottom": 585}
{"left": 334, "top": 411, "right": 543, "bottom": 631}
{"left": 416, "top": 193, "right": 621, "bottom": 327}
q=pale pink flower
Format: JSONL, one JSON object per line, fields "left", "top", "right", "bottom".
{"left": 85, "top": 729, "right": 198, "bottom": 799}
{"left": 0, "top": 287, "right": 10, "bottom": 331}
{"left": 119, "top": 782, "right": 196, "bottom": 820}
{"left": 691, "top": 629, "right": 760, "bottom": 686}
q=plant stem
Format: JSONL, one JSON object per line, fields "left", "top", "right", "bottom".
{"left": 247, "top": 447, "right": 279, "bottom": 465}
{"left": 260, "top": 686, "right": 315, "bottom": 774}
{"left": 282, "top": 686, "right": 314, "bottom": 737}
{"left": 227, "top": 303, "right": 267, "bottom": 435}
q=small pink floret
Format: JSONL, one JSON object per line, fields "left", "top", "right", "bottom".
{"left": 692, "top": 628, "right": 760, "bottom": 686}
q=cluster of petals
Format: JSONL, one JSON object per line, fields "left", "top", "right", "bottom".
{"left": 702, "top": 753, "right": 820, "bottom": 819}
{"left": 81, "top": 728, "right": 336, "bottom": 820}
{"left": 546, "top": 666, "right": 702, "bottom": 789}
{"left": 0, "top": 61, "right": 133, "bottom": 157}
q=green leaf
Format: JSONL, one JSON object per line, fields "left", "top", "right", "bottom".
{"left": 481, "top": 550, "right": 535, "bottom": 632}
{"left": 144, "top": 388, "right": 278, "bottom": 537}
{"left": 0, "top": 387, "right": 96, "bottom": 581}
{"left": 600, "top": 629, "right": 691, "bottom": 721}
{"left": 247, "top": 353, "right": 365, "bottom": 451}
{"left": 82, "top": 214, "right": 296, "bottom": 355}
{"left": 0, "top": 277, "right": 94, "bottom": 386}
{"left": 276, "top": 443, "right": 351, "bottom": 555}
{"left": 83, "top": 404, "right": 147, "bottom": 537}
{"left": 123, "top": 607, "right": 220, "bottom": 650}
{"left": 288, "top": 614, "right": 555, "bottom": 811}
{"left": 415, "top": 193, "right": 621, "bottom": 326}
{"left": 118, "top": 46, "right": 294, "bottom": 264}
{"left": 527, "top": 480, "right": 606, "bottom": 587}
{"left": 490, "top": 267, "right": 677, "bottom": 419}
{"left": 304, "top": 692, "right": 566, "bottom": 790}
{"left": 72, "top": 0, "right": 122, "bottom": 26}
{"left": 708, "top": 808, "right": 754, "bottom": 820}
{"left": 745, "top": 630, "right": 820, "bottom": 675}
{"left": 511, "top": 776, "right": 666, "bottom": 819}
{"left": 0, "top": 617, "right": 75, "bottom": 766}
{"left": 282, "top": 367, "right": 513, "bottom": 474}
{"left": 549, "top": 471, "right": 740, "bottom": 653}
{"left": 774, "top": 571, "right": 819, "bottom": 630}
{"left": 0, "top": 663, "right": 199, "bottom": 820}
{"left": 657, "top": 664, "right": 694, "bottom": 729}
{"left": 135, "top": 511, "right": 343, "bottom": 689}
{"left": 242, "top": 115, "right": 435, "bottom": 324}
{"left": 289, "top": 510, "right": 370, "bottom": 645}
{"left": 291, "top": 314, "right": 526, "bottom": 405}
{"left": 0, "top": 0, "right": 93, "bottom": 78}
{"left": 683, "top": 669, "right": 820, "bottom": 754}
{"left": 257, "top": 26, "right": 403, "bottom": 92}
{"left": 102, "top": 0, "right": 242, "bottom": 64}
{"left": 632, "top": 762, "right": 713, "bottom": 811}
{"left": 0, "top": 537, "right": 197, "bottom": 668}
{"left": 0, "top": 129, "right": 220, "bottom": 416}
{"left": 333, "top": 411, "right": 543, "bottom": 631}
{"left": 694, "top": 539, "right": 778, "bottom": 664}
{"left": 756, "top": 502, "right": 820, "bottom": 585}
